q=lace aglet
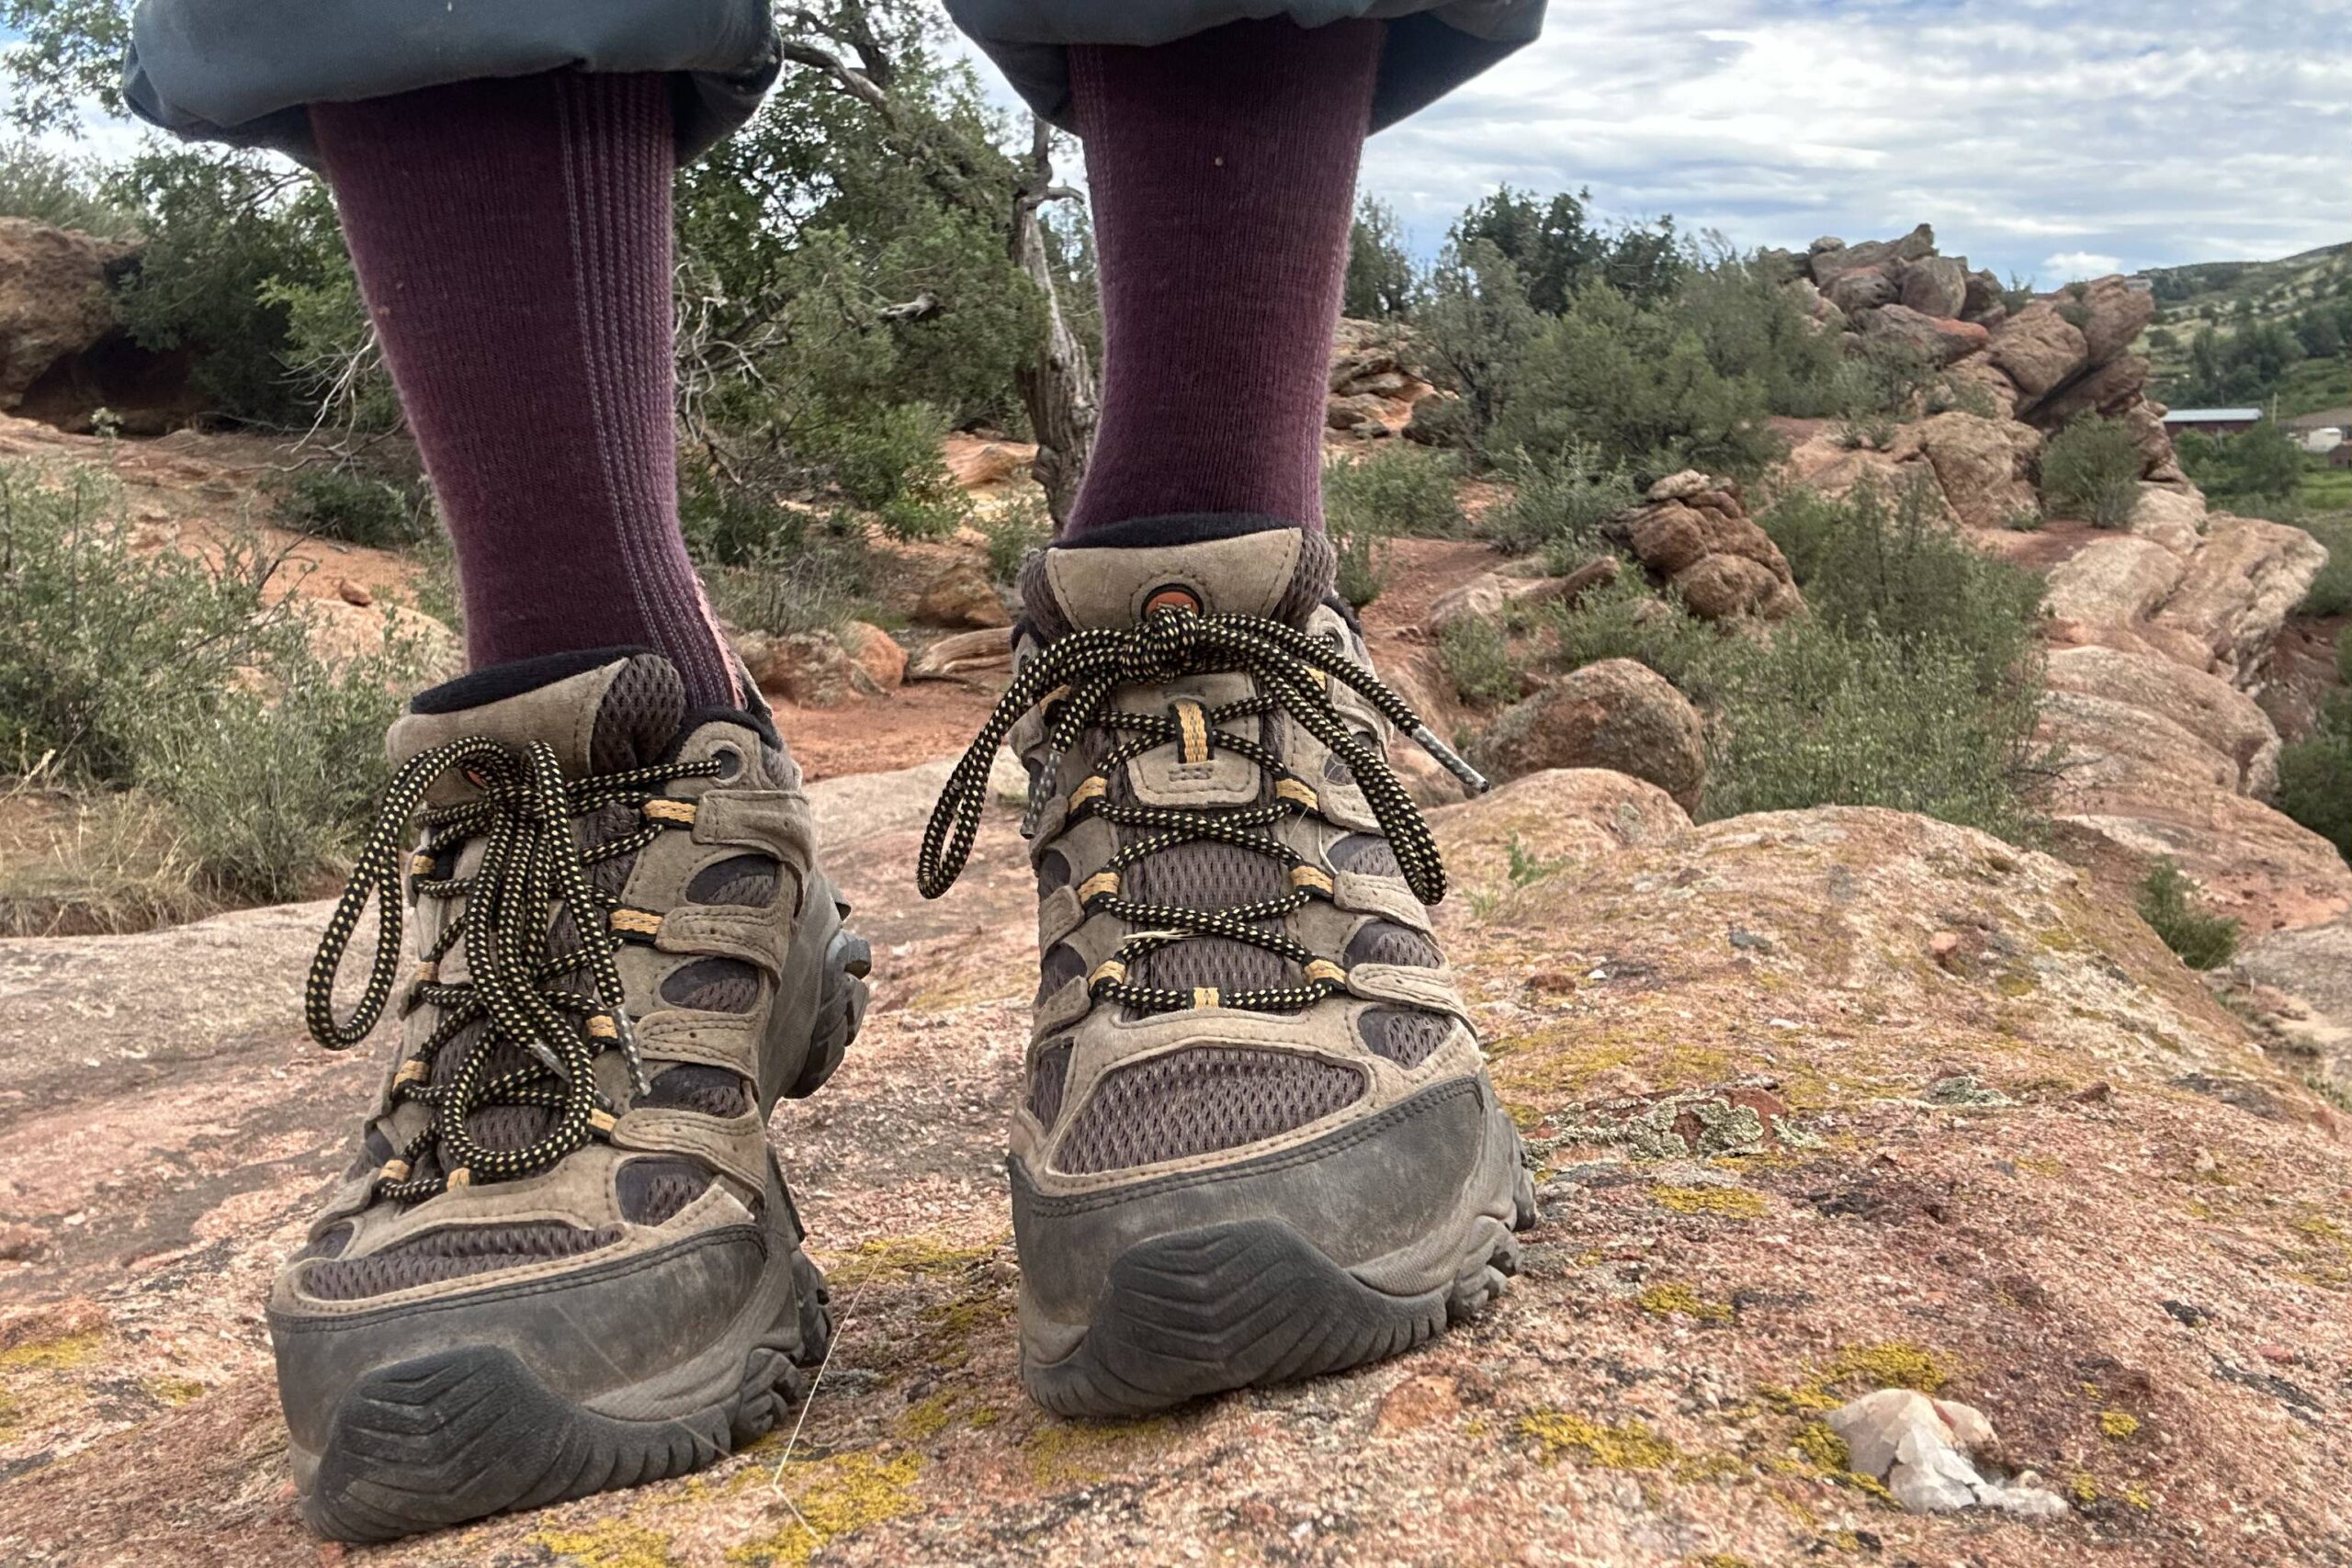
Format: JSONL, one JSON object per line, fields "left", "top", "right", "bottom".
{"left": 1411, "top": 723, "right": 1490, "bottom": 795}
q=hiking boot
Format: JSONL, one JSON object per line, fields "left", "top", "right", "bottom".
{"left": 277, "top": 648, "right": 870, "bottom": 1540}
{"left": 920, "top": 517, "right": 1534, "bottom": 1416}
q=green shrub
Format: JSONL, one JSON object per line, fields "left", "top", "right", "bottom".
{"left": 1479, "top": 441, "right": 1637, "bottom": 570}
{"left": 2176, "top": 423, "right": 2304, "bottom": 504}
{"left": 1764, "top": 476, "right": 2048, "bottom": 697}
{"left": 0, "top": 142, "right": 138, "bottom": 238}
{"left": 270, "top": 465, "right": 431, "bottom": 548}
{"left": 804, "top": 401, "right": 969, "bottom": 539}
{"left": 2290, "top": 513, "right": 2351, "bottom": 617}
{"left": 2135, "top": 856, "right": 2242, "bottom": 970}
{"left": 703, "top": 528, "right": 876, "bottom": 638}
{"left": 1438, "top": 615, "right": 1520, "bottom": 706}
{"left": 1699, "top": 616, "right": 2046, "bottom": 841}
{"left": 980, "top": 495, "right": 1049, "bottom": 584}
{"left": 1675, "top": 254, "right": 1847, "bottom": 418}
{"left": 1839, "top": 336, "right": 1939, "bottom": 418}
{"left": 2040, "top": 415, "right": 2143, "bottom": 529}
{"left": 1492, "top": 281, "right": 1781, "bottom": 478}
{"left": 1323, "top": 445, "right": 1464, "bottom": 539}
{"left": 1329, "top": 503, "right": 1392, "bottom": 610}
{"left": 2278, "top": 734, "right": 2352, "bottom": 863}
{"left": 0, "top": 459, "right": 423, "bottom": 906}
{"left": 1543, "top": 570, "right": 1720, "bottom": 692}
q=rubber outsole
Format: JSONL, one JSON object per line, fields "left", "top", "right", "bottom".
{"left": 302, "top": 1251, "right": 832, "bottom": 1543}
{"left": 294, "top": 906, "right": 871, "bottom": 1542}
{"left": 1022, "top": 1145, "right": 1539, "bottom": 1419}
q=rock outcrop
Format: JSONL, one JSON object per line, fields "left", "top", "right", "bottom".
{"left": 1472, "top": 658, "right": 1708, "bottom": 810}
{"left": 8, "top": 768, "right": 2352, "bottom": 1564}
{"left": 0, "top": 220, "right": 130, "bottom": 411}
{"left": 1600, "top": 470, "right": 1802, "bottom": 622}
{"left": 1326, "top": 317, "right": 1438, "bottom": 438}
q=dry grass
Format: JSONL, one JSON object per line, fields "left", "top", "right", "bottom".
{"left": 0, "top": 778, "right": 214, "bottom": 938}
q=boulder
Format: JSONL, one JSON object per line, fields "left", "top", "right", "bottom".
{"left": 1327, "top": 391, "right": 1394, "bottom": 434}
{"left": 1426, "top": 557, "right": 1618, "bottom": 637}
{"left": 1472, "top": 658, "right": 1708, "bottom": 811}
{"left": 2040, "top": 686, "right": 2245, "bottom": 807}
{"left": 1402, "top": 390, "right": 1467, "bottom": 447}
{"left": 1826, "top": 265, "right": 1897, "bottom": 316}
{"left": 1939, "top": 353, "right": 2021, "bottom": 419}
{"left": 1860, "top": 304, "right": 1989, "bottom": 367}
{"left": 914, "top": 558, "right": 1012, "bottom": 629}
{"left": 0, "top": 219, "right": 130, "bottom": 410}
{"left": 1989, "top": 304, "right": 2090, "bottom": 400}
{"left": 1603, "top": 473, "right": 1801, "bottom": 623}
{"left": 2073, "top": 276, "right": 2156, "bottom": 365}
{"left": 1898, "top": 256, "right": 1969, "bottom": 319}
{"left": 1672, "top": 553, "right": 1796, "bottom": 621}
{"left": 941, "top": 436, "right": 1036, "bottom": 491}
{"left": 1892, "top": 412, "right": 2039, "bottom": 530}
{"left": 2043, "top": 536, "right": 2188, "bottom": 650}
{"left": 1807, "top": 223, "right": 1938, "bottom": 287}
{"left": 2144, "top": 513, "right": 2331, "bottom": 689}
{"left": 838, "top": 620, "right": 908, "bottom": 692}
{"left": 737, "top": 629, "right": 873, "bottom": 707}
{"left": 1961, "top": 267, "right": 2006, "bottom": 322}
{"left": 2044, "top": 644, "right": 2281, "bottom": 796}
{"left": 2026, "top": 353, "right": 2150, "bottom": 427}
{"left": 2126, "top": 484, "right": 2208, "bottom": 553}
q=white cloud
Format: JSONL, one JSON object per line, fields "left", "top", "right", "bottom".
{"left": 2041, "top": 251, "right": 2123, "bottom": 281}
{"left": 1358, "top": 0, "right": 2352, "bottom": 283}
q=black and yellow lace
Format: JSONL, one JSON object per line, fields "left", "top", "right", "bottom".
{"left": 307, "top": 736, "right": 720, "bottom": 1201}
{"left": 919, "top": 604, "right": 1487, "bottom": 1016}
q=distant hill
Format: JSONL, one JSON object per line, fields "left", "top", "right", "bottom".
{"left": 2142, "top": 242, "right": 2351, "bottom": 419}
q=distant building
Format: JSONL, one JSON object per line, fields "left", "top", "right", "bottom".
{"left": 2332, "top": 443, "right": 2352, "bottom": 471}
{"left": 2305, "top": 428, "right": 2346, "bottom": 457}
{"left": 2286, "top": 406, "right": 2352, "bottom": 439}
{"left": 2161, "top": 408, "right": 2263, "bottom": 435}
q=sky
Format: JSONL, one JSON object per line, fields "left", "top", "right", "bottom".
{"left": 971, "top": 0, "right": 2352, "bottom": 286}
{"left": 11, "top": 0, "right": 2346, "bottom": 288}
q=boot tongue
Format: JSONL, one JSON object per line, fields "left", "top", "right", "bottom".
{"left": 388, "top": 649, "right": 687, "bottom": 781}
{"left": 1023, "top": 523, "right": 1336, "bottom": 637}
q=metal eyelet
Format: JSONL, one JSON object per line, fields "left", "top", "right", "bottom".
{"left": 709, "top": 743, "right": 744, "bottom": 782}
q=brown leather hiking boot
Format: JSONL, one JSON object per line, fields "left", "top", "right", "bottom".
{"left": 277, "top": 649, "right": 868, "bottom": 1540}
{"left": 921, "top": 518, "right": 1533, "bottom": 1416}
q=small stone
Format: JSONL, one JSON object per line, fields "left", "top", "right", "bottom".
{"left": 334, "top": 577, "right": 372, "bottom": 607}
{"left": 1729, "top": 928, "right": 1774, "bottom": 952}
{"left": 1929, "top": 931, "right": 1962, "bottom": 964}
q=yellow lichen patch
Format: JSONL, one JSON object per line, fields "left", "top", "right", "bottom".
{"left": 1825, "top": 1341, "right": 1950, "bottom": 1394}
{"left": 820, "top": 1235, "right": 996, "bottom": 1288}
{"left": 2100, "top": 1411, "right": 2141, "bottom": 1440}
{"left": 1792, "top": 1422, "right": 1849, "bottom": 1474}
{"left": 2121, "top": 1483, "right": 2154, "bottom": 1510}
{"left": 897, "top": 1391, "right": 962, "bottom": 1442}
{"left": 142, "top": 1375, "right": 207, "bottom": 1406}
{"left": 1639, "top": 1281, "right": 1734, "bottom": 1324}
{"left": 2070, "top": 1472, "right": 2099, "bottom": 1506}
{"left": 729, "top": 1451, "right": 925, "bottom": 1567}
{"left": 911, "top": 1292, "right": 1012, "bottom": 1371}
{"left": 1519, "top": 1411, "right": 1679, "bottom": 1471}
{"left": 1653, "top": 1185, "right": 1769, "bottom": 1220}
{"left": 1025, "top": 1417, "right": 1169, "bottom": 1488}
{"left": 532, "top": 1520, "right": 679, "bottom": 1568}
{"left": 1756, "top": 1382, "right": 1842, "bottom": 1415}
{"left": 0, "top": 1331, "right": 102, "bottom": 1374}
{"left": 2012, "top": 1155, "right": 2064, "bottom": 1179}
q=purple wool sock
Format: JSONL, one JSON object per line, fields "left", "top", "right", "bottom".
{"left": 1066, "top": 18, "right": 1383, "bottom": 538}
{"left": 311, "top": 73, "right": 738, "bottom": 708}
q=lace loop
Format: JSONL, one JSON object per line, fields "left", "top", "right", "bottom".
{"left": 307, "top": 736, "right": 719, "bottom": 1201}
{"left": 919, "top": 606, "right": 1482, "bottom": 1017}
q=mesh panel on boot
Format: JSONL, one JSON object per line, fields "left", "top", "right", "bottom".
{"left": 1360, "top": 1007, "right": 1453, "bottom": 1069}
{"left": 1029, "top": 1040, "right": 1073, "bottom": 1129}
{"left": 1057, "top": 1047, "right": 1363, "bottom": 1175}
{"left": 686, "top": 853, "right": 780, "bottom": 907}
{"left": 1347, "top": 919, "right": 1444, "bottom": 969}
{"left": 1329, "top": 833, "right": 1404, "bottom": 877}
{"left": 661, "top": 957, "right": 762, "bottom": 1012}
{"left": 305, "top": 1222, "right": 625, "bottom": 1301}
{"left": 591, "top": 655, "right": 689, "bottom": 773}
{"left": 641, "top": 1064, "right": 753, "bottom": 1117}
{"left": 616, "top": 1157, "right": 713, "bottom": 1225}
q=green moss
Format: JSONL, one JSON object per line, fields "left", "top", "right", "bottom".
{"left": 728, "top": 1452, "right": 925, "bottom": 1566}
{"left": 820, "top": 1235, "right": 994, "bottom": 1287}
{"left": 0, "top": 1331, "right": 101, "bottom": 1373}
